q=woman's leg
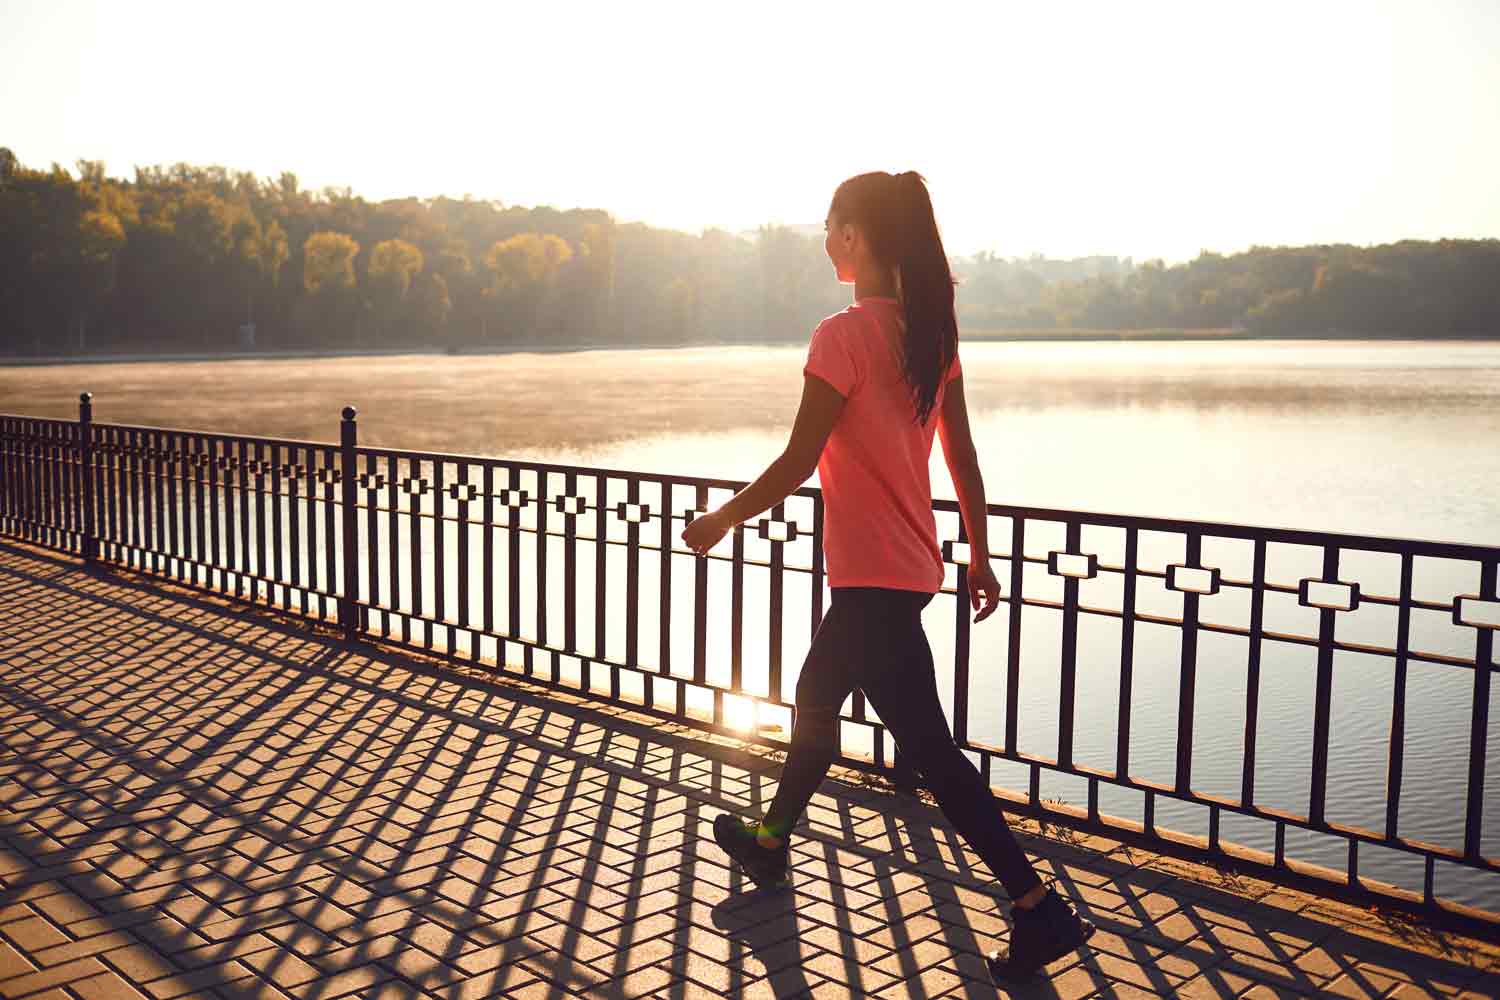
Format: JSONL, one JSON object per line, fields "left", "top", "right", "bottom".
{"left": 860, "top": 592, "right": 1044, "bottom": 902}
{"left": 758, "top": 593, "right": 866, "bottom": 842}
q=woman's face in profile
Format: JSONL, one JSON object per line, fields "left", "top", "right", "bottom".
{"left": 824, "top": 210, "right": 857, "bottom": 284}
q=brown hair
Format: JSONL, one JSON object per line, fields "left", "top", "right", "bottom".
{"left": 829, "top": 170, "right": 958, "bottom": 424}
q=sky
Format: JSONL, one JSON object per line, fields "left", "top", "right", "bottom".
{"left": 2, "top": 0, "right": 1497, "bottom": 262}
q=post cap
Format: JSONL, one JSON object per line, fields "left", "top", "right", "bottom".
{"left": 80, "top": 392, "right": 92, "bottom": 403}
{"left": 341, "top": 405, "right": 357, "bottom": 421}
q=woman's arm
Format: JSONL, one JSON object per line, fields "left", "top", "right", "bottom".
{"left": 682, "top": 374, "right": 845, "bottom": 553}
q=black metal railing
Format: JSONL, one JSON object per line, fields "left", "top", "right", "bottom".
{"left": 2, "top": 395, "right": 1497, "bottom": 927}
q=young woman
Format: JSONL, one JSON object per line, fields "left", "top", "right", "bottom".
{"left": 679, "top": 171, "right": 1095, "bottom": 984}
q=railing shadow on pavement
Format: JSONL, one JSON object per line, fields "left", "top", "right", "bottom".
{"left": 2, "top": 538, "right": 1497, "bottom": 999}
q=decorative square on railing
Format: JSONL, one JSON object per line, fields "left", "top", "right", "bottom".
{"left": 402, "top": 477, "right": 429, "bottom": 495}
{"left": 316, "top": 468, "right": 342, "bottom": 485}
{"left": 942, "top": 540, "right": 973, "bottom": 565}
{"left": 245, "top": 460, "right": 265, "bottom": 475}
{"left": 553, "top": 494, "right": 586, "bottom": 516}
{"left": 1453, "top": 595, "right": 1500, "bottom": 630}
{"left": 1297, "top": 578, "right": 1360, "bottom": 612}
{"left": 447, "top": 483, "right": 479, "bottom": 502}
{"left": 277, "top": 463, "right": 307, "bottom": 478}
{"left": 1166, "top": 563, "right": 1221, "bottom": 595}
{"left": 615, "top": 501, "right": 650, "bottom": 523}
{"left": 498, "top": 488, "right": 530, "bottom": 508}
{"left": 358, "top": 473, "right": 387, "bottom": 490}
{"left": 756, "top": 518, "right": 799, "bottom": 543}
{"left": 1047, "top": 551, "right": 1099, "bottom": 580}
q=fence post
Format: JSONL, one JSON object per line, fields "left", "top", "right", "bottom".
{"left": 79, "top": 392, "right": 97, "bottom": 566}
{"left": 339, "top": 406, "right": 359, "bottom": 640}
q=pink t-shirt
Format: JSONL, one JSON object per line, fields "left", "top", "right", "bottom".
{"left": 802, "top": 296, "right": 962, "bottom": 593}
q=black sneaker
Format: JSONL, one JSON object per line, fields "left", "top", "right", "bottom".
{"left": 712, "top": 814, "right": 790, "bottom": 891}
{"left": 986, "top": 886, "right": 1096, "bottom": 983}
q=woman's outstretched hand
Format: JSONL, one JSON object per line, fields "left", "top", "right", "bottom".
{"left": 967, "top": 559, "right": 1002, "bottom": 623}
{"left": 682, "top": 510, "right": 731, "bottom": 556}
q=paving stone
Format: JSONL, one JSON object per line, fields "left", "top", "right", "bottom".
{"left": 1, "top": 539, "right": 1495, "bottom": 1000}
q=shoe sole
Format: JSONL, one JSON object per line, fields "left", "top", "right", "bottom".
{"left": 731, "top": 860, "right": 791, "bottom": 892}
{"left": 986, "top": 919, "right": 1096, "bottom": 985}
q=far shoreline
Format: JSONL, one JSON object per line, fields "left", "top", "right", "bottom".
{"left": 3, "top": 328, "right": 1498, "bottom": 367}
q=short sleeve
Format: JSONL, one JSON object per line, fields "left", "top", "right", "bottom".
{"left": 944, "top": 349, "right": 962, "bottom": 385}
{"left": 804, "top": 317, "right": 859, "bottom": 397}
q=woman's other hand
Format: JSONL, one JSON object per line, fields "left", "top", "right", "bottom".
{"left": 967, "top": 559, "right": 1002, "bottom": 623}
{"left": 682, "top": 510, "right": 731, "bottom": 556}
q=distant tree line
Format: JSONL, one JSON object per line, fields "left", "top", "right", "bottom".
{"left": 1, "top": 149, "right": 1497, "bottom": 357}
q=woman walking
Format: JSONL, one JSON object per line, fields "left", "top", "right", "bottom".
{"left": 680, "top": 171, "right": 1095, "bottom": 985}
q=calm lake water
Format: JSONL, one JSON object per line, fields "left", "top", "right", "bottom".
{"left": 5, "top": 339, "right": 1498, "bottom": 908}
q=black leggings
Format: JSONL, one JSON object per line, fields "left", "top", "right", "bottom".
{"left": 761, "top": 586, "right": 1043, "bottom": 901}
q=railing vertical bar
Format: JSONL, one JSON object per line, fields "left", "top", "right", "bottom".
{"left": 207, "top": 435, "right": 222, "bottom": 588}
{"left": 594, "top": 471, "right": 606, "bottom": 664}
{"left": 387, "top": 453, "right": 400, "bottom": 639}
{"left": 61, "top": 419, "right": 76, "bottom": 552}
{"left": 658, "top": 478, "right": 672, "bottom": 692}
{"left": 811, "top": 491, "right": 824, "bottom": 631}
{"left": 952, "top": 512, "right": 972, "bottom": 745}
{"left": 79, "top": 396, "right": 96, "bottom": 565}
{"left": 364, "top": 452, "right": 380, "bottom": 616}
{"left": 47, "top": 424, "right": 61, "bottom": 549}
{"left": 1464, "top": 558, "right": 1497, "bottom": 860}
{"left": 1241, "top": 537, "right": 1267, "bottom": 806}
{"left": 509, "top": 465, "right": 523, "bottom": 643}
{"left": 409, "top": 457, "right": 424, "bottom": 645}
{"left": 30, "top": 422, "right": 44, "bottom": 544}
{"left": 164, "top": 432, "right": 180, "bottom": 580}
{"left": 236, "top": 438, "right": 251, "bottom": 595}
{"left": 768, "top": 500, "right": 786, "bottom": 708}
{"left": 108, "top": 425, "right": 123, "bottom": 560}
{"left": 147, "top": 429, "right": 161, "bottom": 572}
{"left": 287, "top": 445, "right": 302, "bottom": 612}
{"left": 563, "top": 469, "right": 577, "bottom": 654}
{"left": 485, "top": 465, "right": 497, "bottom": 640}
{"left": 1385, "top": 552, "right": 1413, "bottom": 840}
{"left": 730, "top": 509, "right": 744, "bottom": 695}
{"left": 322, "top": 445, "right": 338, "bottom": 626}
{"left": 433, "top": 457, "right": 446, "bottom": 651}
{"left": 432, "top": 458, "right": 447, "bottom": 653}
{"left": 458, "top": 462, "right": 472, "bottom": 636}
{"left": 30, "top": 422, "right": 44, "bottom": 546}
{"left": 339, "top": 409, "right": 359, "bottom": 640}
{"left": 1005, "top": 517, "right": 1025, "bottom": 753}
{"left": 1, "top": 419, "right": 10, "bottom": 533}
{"left": 222, "top": 438, "right": 238, "bottom": 591}
{"left": 269, "top": 443, "right": 283, "bottom": 602}
{"left": 536, "top": 467, "right": 548, "bottom": 654}
{"left": 303, "top": 448, "right": 317, "bottom": 611}
{"left": 1117, "top": 526, "right": 1139, "bottom": 780}
{"left": 251, "top": 441, "right": 267, "bottom": 597}
{"left": 1309, "top": 545, "right": 1340, "bottom": 826}
{"left": 1058, "top": 520, "right": 1081, "bottom": 769}
{"left": 143, "top": 429, "right": 158, "bottom": 572}
{"left": 693, "top": 483, "right": 708, "bottom": 693}
{"left": 1174, "top": 531, "right": 1202, "bottom": 795}
{"left": 191, "top": 434, "right": 205, "bottom": 586}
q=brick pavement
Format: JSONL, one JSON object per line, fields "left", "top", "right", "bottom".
{"left": 1, "top": 538, "right": 1497, "bottom": 999}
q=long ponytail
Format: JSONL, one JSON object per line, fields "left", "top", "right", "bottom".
{"left": 830, "top": 171, "right": 958, "bottom": 426}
